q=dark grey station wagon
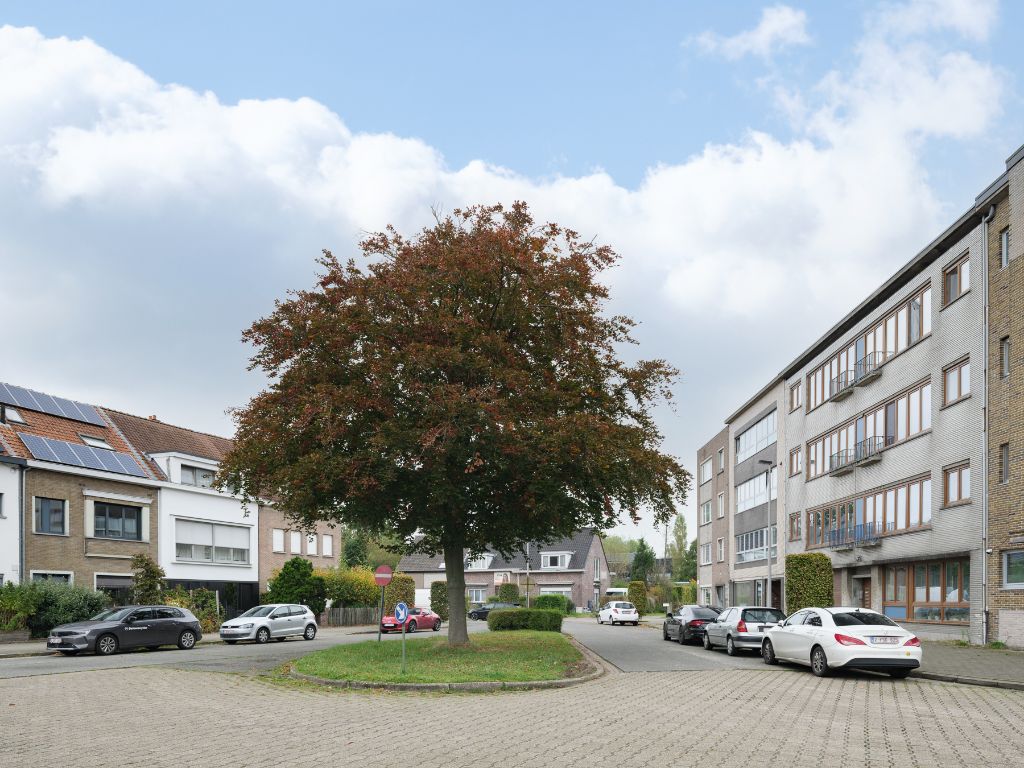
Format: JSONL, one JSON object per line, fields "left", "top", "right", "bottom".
{"left": 47, "top": 605, "right": 203, "bottom": 656}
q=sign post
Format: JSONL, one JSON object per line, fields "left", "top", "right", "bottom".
{"left": 374, "top": 565, "right": 393, "bottom": 643}
{"left": 394, "top": 601, "right": 409, "bottom": 675}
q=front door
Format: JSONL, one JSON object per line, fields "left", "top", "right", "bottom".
{"left": 859, "top": 579, "right": 872, "bottom": 609}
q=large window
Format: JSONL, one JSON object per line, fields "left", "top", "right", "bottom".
{"left": 943, "top": 464, "right": 970, "bottom": 506}
{"left": 175, "top": 520, "right": 250, "bottom": 564}
{"left": 735, "top": 526, "right": 776, "bottom": 564}
{"left": 1005, "top": 552, "right": 1024, "bottom": 589}
{"left": 306, "top": 534, "right": 318, "bottom": 556}
{"left": 700, "top": 500, "right": 711, "bottom": 525}
{"left": 807, "top": 474, "right": 931, "bottom": 548}
{"left": 699, "top": 543, "right": 712, "bottom": 566}
{"left": 93, "top": 502, "right": 141, "bottom": 540}
{"left": 699, "top": 459, "right": 713, "bottom": 484}
{"left": 943, "top": 359, "right": 970, "bottom": 406}
{"left": 271, "top": 528, "right": 285, "bottom": 553}
{"left": 943, "top": 255, "right": 970, "bottom": 305}
{"left": 806, "top": 380, "right": 931, "bottom": 480}
{"left": 541, "top": 553, "right": 570, "bottom": 569}
{"left": 181, "top": 464, "right": 215, "bottom": 488}
{"left": 34, "top": 497, "right": 67, "bottom": 535}
{"left": 290, "top": 531, "right": 302, "bottom": 553}
{"left": 467, "top": 587, "right": 486, "bottom": 604}
{"left": 806, "top": 284, "right": 931, "bottom": 411}
{"left": 735, "top": 467, "right": 777, "bottom": 513}
{"left": 323, "top": 534, "right": 333, "bottom": 558}
{"left": 883, "top": 559, "right": 969, "bottom": 623}
{"left": 735, "top": 411, "right": 777, "bottom": 464}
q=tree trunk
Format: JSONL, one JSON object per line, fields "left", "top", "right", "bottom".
{"left": 443, "top": 539, "right": 469, "bottom": 646}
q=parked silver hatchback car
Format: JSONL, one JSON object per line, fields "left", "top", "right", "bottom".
{"left": 703, "top": 606, "right": 785, "bottom": 655}
{"left": 219, "top": 603, "right": 318, "bottom": 644}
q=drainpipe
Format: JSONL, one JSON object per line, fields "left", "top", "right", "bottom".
{"left": 19, "top": 465, "right": 27, "bottom": 584}
{"left": 981, "top": 203, "right": 996, "bottom": 645}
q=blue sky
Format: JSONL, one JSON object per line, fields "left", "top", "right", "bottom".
{"left": 1, "top": 1, "right": 1021, "bottom": 548}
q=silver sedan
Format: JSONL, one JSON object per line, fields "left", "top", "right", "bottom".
{"left": 703, "top": 606, "right": 785, "bottom": 655}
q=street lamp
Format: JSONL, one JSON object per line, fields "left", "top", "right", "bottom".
{"left": 759, "top": 458, "right": 775, "bottom": 609}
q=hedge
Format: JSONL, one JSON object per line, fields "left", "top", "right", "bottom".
{"left": 164, "top": 586, "right": 220, "bottom": 633}
{"left": 487, "top": 608, "right": 563, "bottom": 632}
{"left": 785, "top": 553, "right": 834, "bottom": 613}
{"left": 320, "top": 567, "right": 379, "bottom": 606}
{"left": 430, "top": 581, "right": 449, "bottom": 621}
{"left": 0, "top": 582, "right": 111, "bottom": 637}
{"left": 627, "top": 581, "right": 648, "bottom": 614}
{"left": 383, "top": 573, "right": 415, "bottom": 616}
{"left": 497, "top": 582, "right": 520, "bottom": 603}
{"left": 533, "top": 594, "right": 577, "bottom": 614}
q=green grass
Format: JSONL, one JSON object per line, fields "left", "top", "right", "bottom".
{"left": 293, "top": 630, "right": 583, "bottom": 684}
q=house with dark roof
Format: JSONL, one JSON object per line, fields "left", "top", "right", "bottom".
{"left": 398, "top": 529, "right": 610, "bottom": 611}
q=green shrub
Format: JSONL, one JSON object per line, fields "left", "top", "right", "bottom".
{"left": 0, "top": 583, "right": 43, "bottom": 632}
{"left": 486, "top": 593, "right": 501, "bottom": 603}
{"left": 627, "top": 581, "right": 648, "bottom": 614}
{"left": 533, "top": 594, "right": 567, "bottom": 613}
{"left": 266, "top": 557, "right": 327, "bottom": 615}
{"left": 24, "top": 582, "right": 110, "bottom": 637}
{"left": 130, "top": 553, "right": 166, "bottom": 605}
{"left": 163, "top": 586, "right": 220, "bottom": 634}
{"left": 487, "top": 608, "right": 563, "bottom": 632}
{"left": 383, "top": 573, "right": 415, "bottom": 615}
{"left": 785, "top": 553, "right": 833, "bottom": 613}
{"left": 497, "top": 583, "right": 520, "bottom": 603}
{"left": 320, "top": 567, "right": 379, "bottom": 606}
{"left": 429, "top": 581, "right": 449, "bottom": 621}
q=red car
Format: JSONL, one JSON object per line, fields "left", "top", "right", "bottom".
{"left": 380, "top": 607, "right": 442, "bottom": 633}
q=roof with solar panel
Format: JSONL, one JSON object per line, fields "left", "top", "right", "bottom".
{"left": 0, "top": 382, "right": 156, "bottom": 480}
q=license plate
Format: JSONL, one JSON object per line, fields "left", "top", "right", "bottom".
{"left": 872, "top": 636, "right": 899, "bottom": 645}
{"left": 758, "top": 625, "right": 767, "bottom": 632}
{"left": 48, "top": 638, "right": 59, "bottom": 645}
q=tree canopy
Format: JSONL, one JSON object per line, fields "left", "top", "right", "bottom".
{"left": 218, "top": 202, "right": 690, "bottom": 644}
{"left": 630, "top": 538, "right": 657, "bottom": 583}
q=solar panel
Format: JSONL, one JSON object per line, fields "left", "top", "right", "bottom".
{"left": 0, "top": 383, "right": 106, "bottom": 426}
{"left": 17, "top": 433, "right": 147, "bottom": 478}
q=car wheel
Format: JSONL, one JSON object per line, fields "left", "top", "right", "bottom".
{"left": 304, "top": 624, "right": 317, "bottom": 640}
{"left": 177, "top": 630, "right": 197, "bottom": 650}
{"left": 255, "top": 627, "right": 270, "bottom": 644}
{"left": 762, "top": 639, "right": 778, "bottom": 665}
{"left": 225, "top": 640, "right": 237, "bottom": 645}
{"left": 95, "top": 634, "right": 118, "bottom": 656}
{"left": 677, "top": 628, "right": 687, "bottom": 645}
{"left": 811, "top": 646, "right": 830, "bottom": 677}
{"left": 408, "top": 621, "right": 417, "bottom": 633}
{"left": 888, "top": 668, "right": 912, "bottom": 679}
{"left": 597, "top": 616, "right": 602, "bottom": 624}
{"left": 662, "top": 625, "right": 669, "bottom": 641}
{"left": 702, "top": 633, "right": 712, "bottom": 650}
{"left": 432, "top": 620, "right": 441, "bottom": 632}
{"left": 726, "top": 636, "right": 737, "bottom": 656}
{"left": 59, "top": 650, "right": 78, "bottom": 656}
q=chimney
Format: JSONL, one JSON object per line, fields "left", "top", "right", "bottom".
{"left": 148, "top": 415, "right": 158, "bottom": 421}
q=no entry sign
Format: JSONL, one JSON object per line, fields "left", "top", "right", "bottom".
{"left": 374, "top": 565, "right": 393, "bottom": 586}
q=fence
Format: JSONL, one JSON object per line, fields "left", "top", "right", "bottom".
{"left": 323, "top": 604, "right": 380, "bottom": 627}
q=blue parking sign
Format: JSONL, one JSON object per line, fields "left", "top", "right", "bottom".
{"left": 395, "top": 602, "right": 409, "bottom": 623}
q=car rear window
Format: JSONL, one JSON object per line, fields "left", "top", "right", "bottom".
{"left": 742, "top": 608, "right": 785, "bottom": 623}
{"left": 832, "top": 611, "right": 898, "bottom": 627}
{"left": 690, "top": 608, "right": 719, "bottom": 619}
{"left": 616, "top": 602, "right": 635, "bottom": 610}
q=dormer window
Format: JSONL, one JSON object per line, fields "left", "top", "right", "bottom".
{"left": 467, "top": 554, "right": 494, "bottom": 570}
{"left": 80, "top": 435, "right": 113, "bottom": 450}
{"left": 541, "top": 552, "right": 571, "bottom": 569}
{"left": 2, "top": 406, "right": 26, "bottom": 424}
{"left": 181, "top": 464, "right": 215, "bottom": 488}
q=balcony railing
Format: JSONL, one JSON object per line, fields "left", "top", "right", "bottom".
{"left": 828, "top": 449, "right": 855, "bottom": 476}
{"left": 854, "top": 352, "right": 887, "bottom": 386}
{"left": 854, "top": 436, "right": 886, "bottom": 465}
{"left": 829, "top": 370, "right": 856, "bottom": 401}
{"left": 827, "top": 522, "right": 882, "bottom": 549}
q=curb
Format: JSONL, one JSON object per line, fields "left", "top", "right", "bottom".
{"left": 911, "top": 671, "right": 1024, "bottom": 691}
{"left": 286, "top": 634, "right": 608, "bottom": 693}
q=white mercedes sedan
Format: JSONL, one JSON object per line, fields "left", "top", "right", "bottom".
{"left": 761, "top": 606, "right": 921, "bottom": 678}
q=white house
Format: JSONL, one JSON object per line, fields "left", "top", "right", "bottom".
{"left": 0, "top": 454, "right": 25, "bottom": 585}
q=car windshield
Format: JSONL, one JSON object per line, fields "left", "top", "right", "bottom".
{"left": 742, "top": 608, "right": 785, "bottom": 623}
{"left": 91, "top": 607, "right": 135, "bottom": 621}
{"left": 616, "top": 602, "right": 635, "bottom": 610}
{"left": 238, "top": 606, "right": 276, "bottom": 618}
{"left": 690, "top": 608, "right": 719, "bottom": 619}
{"left": 832, "top": 611, "right": 899, "bottom": 627}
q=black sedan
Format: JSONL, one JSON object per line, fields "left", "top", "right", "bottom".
{"left": 663, "top": 605, "right": 721, "bottom": 644}
{"left": 46, "top": 605, "right": 203, "bottom": 656}
{"left": 467, "top": 602, "right": 520, "bottom": 620}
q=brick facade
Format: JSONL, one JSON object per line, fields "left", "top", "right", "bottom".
{"left": 257, "top": 504, "right": 339, "bottom": 590}
{"left": 696, "top": 426, "right": 731, "bottom": 608}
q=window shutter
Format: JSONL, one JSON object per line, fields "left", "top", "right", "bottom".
{"left": 84, "top": 500, "right": 95, "bottom": 538}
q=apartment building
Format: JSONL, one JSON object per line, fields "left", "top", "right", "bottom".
{"left": 696, "top": 427, "right": 730, "bottom": 608}
{"left": 699, "top": 142, "right": 1024, "bottom": 645}
{"left": 258, "top": 502, "right": 337, "bottom": 591}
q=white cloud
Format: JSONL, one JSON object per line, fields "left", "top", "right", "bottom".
{"left": 871, "top": 0, "right": 999, "bottom": 42}
{"left": 694, "top": 5, "right": 811, "bottom": 60}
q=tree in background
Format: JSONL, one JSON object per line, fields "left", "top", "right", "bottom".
{"left": 627, "top": 580, "right": 648, "bottom": 615}
{"left": 430, "top": 581, "right": 449, "bottom": 621}
{"left": 129, "top": 554, "right": 165, "bottom": 605}
{"left": 383, "top": 573, "right": 415, "bottom": 616}
{"left": 630, "top": 539, "right": 656, "bottom": 584}
{"left": 667, "top": 516, "right": 691, "bottom": 581}
{"left": 266, "top": 557, "right": 327, "bottom": 615}
{"left": 679, "top": 539, "right": 698, "bottom": 582}
{"left": 217, "top": 203, "right": 690, "bottom": 646}
{"left": 343, "top": 530, "right": 369, "bottom": 569}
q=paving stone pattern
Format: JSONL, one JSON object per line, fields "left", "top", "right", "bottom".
{"left": 3, "top": 666, "right": 1024, "bottom": 767}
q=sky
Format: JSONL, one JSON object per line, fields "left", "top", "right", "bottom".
{"left": 1, "top": 0, "right": 1022, "bottom": 553}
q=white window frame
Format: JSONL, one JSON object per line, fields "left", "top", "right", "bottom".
{"left": 540, "top": 552, "right": 571, "bottom": 570}
{"left": 290, "top": 531, "right": 302, "bottom": 554}
{"left": 467, "top": 554, "right": 495, "bottom": 570}
{"left": 735, "top": 410, "right": 777, "bottom": 464}
{"left": 2, "top": 406, "right": 26, "bottom": 424}
{"left": 717, "top": 448, "right": 725, "bottom": 472}
{"left": 30, "top": 570, "right": 74, "bottom": 584}
{"left": 80, "top": 434, "right": 113, "bottom": 450}
{"left": 699, "top": 543, "right": 712, "bottom": 566}
{"left": 272, "top": 528, "right": 285, "bottom": 553}
{"left": 1001, "top": 227, "right": 1010, "bottom": 269}
{"left": 1005, "top": 551, "right": 1024, "bottom": 589}
{"left": 717, "top": 492, "right": 725, "bottom": 518}
{"left": 174, "top": 519, "right": 252, "bottom": 565}
{"left": 700, "top": 586, "right": 712, "bottom": 606}
{"left": 717, "top": 538, "right": 725, "bottom": 562}
{"left": 467, "top": 587, "right": 487, "bottom": 603}
{"left": 700, "top": 459, "right": 713, "bottom": 484}
{"left": 700, "top": 501, "right": 712, "bottom": 525}
{"left": 306, "top": 534, "right": 318, "bottom": 556}
{"left": 322, "top": 534, "right": 333, "bottom": 558}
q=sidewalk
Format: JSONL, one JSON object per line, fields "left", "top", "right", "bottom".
{"left": 914, "top": 641, "right": 1024, "bottom": 690}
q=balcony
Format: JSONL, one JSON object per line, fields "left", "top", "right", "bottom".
{"left": 828, "top": 449, "right": 855, "bottom": 477}
{"left": 828, "top": 522, "right": 882, "bottom": 550}
{"left": 829, "top": 370, "right": 855, "bottom": 401}
{"left": 854, "top": 436, "right": 886, "bottom": 466}
{"left": 853, "top": 352, "right": 887, "bottom": 387}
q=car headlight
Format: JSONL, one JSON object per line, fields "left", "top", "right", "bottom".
{"left": 240, "top": 623, "right": 254, "bottom": 629}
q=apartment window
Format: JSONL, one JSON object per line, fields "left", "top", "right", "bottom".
{"left": 1005, "top": 552, "right": 1024, "bottom": 589}
{"left": 31, "top": 572, "right": 72, "bottom": 583}
{"left": 789, "top": 447, "right": 802, "bottom": 477}
{"left": 717, "top": 448, "right": 725, "bottom": 472}
{"left": 80, "top": 434, "right": 113, "bottom": 450}
{"left": 943, "top": 359, "right": 970, "bottom": 406}
{"left": 807, "top": 474, "right": 931, "bottom": 547}
{"left": 181, "top": 464, "right": 215, "bottom": 488}
{"left": 271, "top": 528, "right": 285, "bottom": 553}
{"left": 1001, "top": 227, "right": 1010, "bottom": 269}
{"left": 735, "top": 526, "right": 775, "bottom": 564}
{"left": 34, "top": 497, "right": 67, "bottom": 535}
{"left": 790, "top": 381, "right": 802, "bottom": 412}
{"left": 323, "top": 534, "right": 333, "bottom": 558}
{"left": 699, "top": 459, "right": 713, "bottom": 484}
{"left": 699, "top": 543, "right": 712, "bottom": 566}
{"left": 735, "top": 467, "right": 777, "bottom": 513}
{"left": 467, "top": 554, "right": 495, "bottom": 570}
{"left": 735, "top": 411, "right": 777, "bottom": 463}
{"left": 788, "top": 512, "right": 802, "bottom": 541}
{"left": 717, "top": 492, "right": 725, "bottom": 518}
{"left": 93, "top": 502, "right": 141, "bottom": 540}
{"left": 943, "top": 464, "right": 970, "bottom": 506}
{"left": 943, "top": 255, "right": 970, "bottom": 305}
{"left": 290, "top": 531, "right": 302, "bottom": 553}
{"left": 883, "top": 559, "right": 969, "bottom": 622}
{"left": 1001, "top": 337, "right": 1011, "bottom": 378}
{"left": 1000, "top": 443, "right": 1010, "bottom": 484}
{"left": 305, "top": 534, "right": 318, "bottom": 556}
{"left": 700, "top": 500, "right": 712, "bottom": 525}
{"left": 467, "top": 587, "right": 486, "bottom": 604}
{"left": 700, "top": 587, "right": 712, "bottom": 606}
{"left": 542, "top": 553, "right": 570, "bottom": 569}
{"left": 716, "top": 538, "right": 725, "bottom": 562}
{"left": 175, "top": 519, "right": 250, "bottom": 564}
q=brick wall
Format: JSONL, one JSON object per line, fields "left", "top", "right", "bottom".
{"left": 257, "top": 505, "right": 339, "bottom": 590}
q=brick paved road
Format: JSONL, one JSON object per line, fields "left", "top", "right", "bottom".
{"left": 3, "top": 662, "right": 1024, "bottom": 767}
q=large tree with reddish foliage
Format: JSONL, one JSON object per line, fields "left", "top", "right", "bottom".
{"left": 218, "top": 203, "right": 690, "bottom": 646}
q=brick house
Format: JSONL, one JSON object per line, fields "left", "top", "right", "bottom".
{"left": 399, "top": 529, "right": 610, "bottom": 611}
{"left": 257, "top": 503, "right": 338, "bottom": 592}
